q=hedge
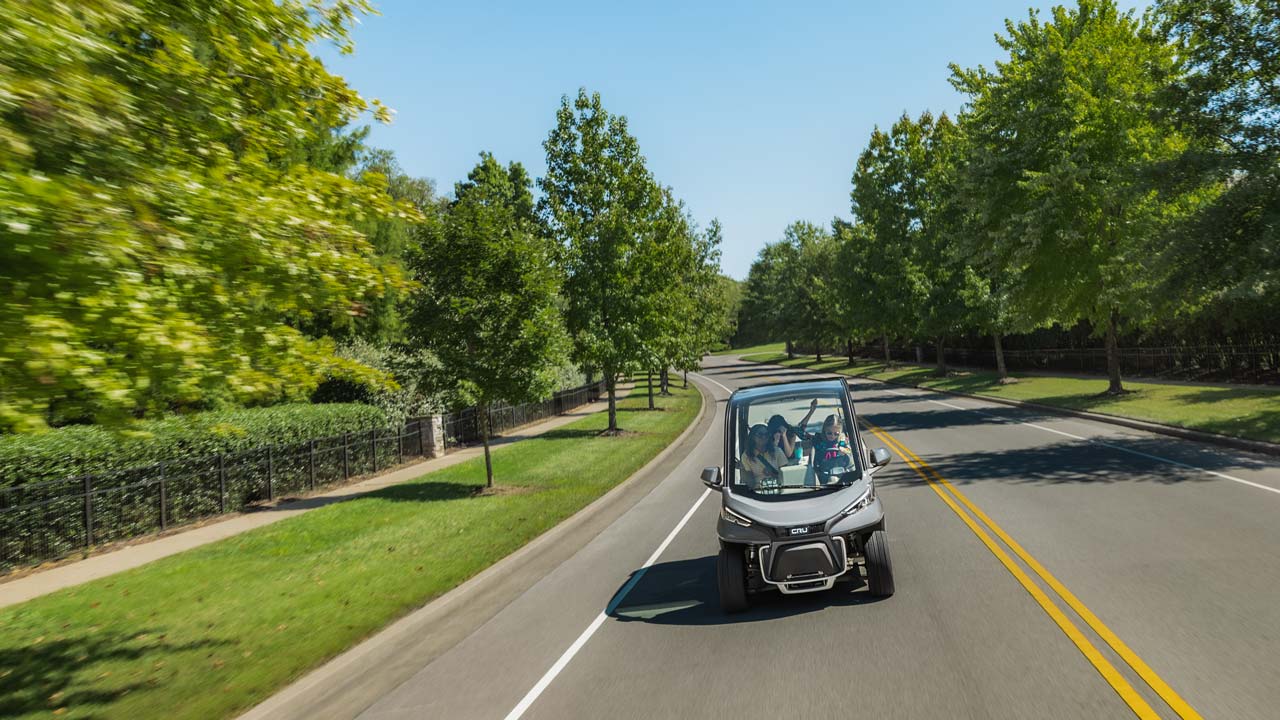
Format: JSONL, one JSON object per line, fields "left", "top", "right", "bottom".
{"left": 0, "top": 403, "right": 390, "bottom": 488}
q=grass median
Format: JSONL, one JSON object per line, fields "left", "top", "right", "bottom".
{"left": 0, "top": 380, "right": 701, "bottom": 720}
{"left": 736, "top": 351, "right": 1280, "bottom": 445}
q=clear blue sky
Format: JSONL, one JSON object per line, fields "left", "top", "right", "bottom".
{"left": 320, "top": 0, "right": 1147, "bottom": 279}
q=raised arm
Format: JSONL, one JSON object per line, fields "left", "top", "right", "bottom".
{"left": 795, "top": 398, "right": 819, "bottom": 434}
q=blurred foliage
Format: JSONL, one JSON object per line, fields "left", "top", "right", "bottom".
{"left": 0, "top": 402, "right": 388, "bottom": 487}
{"left": 312, "top": 338, "right": 451, "bottom": 427}
{"left": 0, "top": 0, "right": 415, "bottom": 432}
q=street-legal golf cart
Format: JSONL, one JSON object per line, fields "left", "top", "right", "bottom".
{"left": 700, "top": 379, "right": 894, "bottom": 612}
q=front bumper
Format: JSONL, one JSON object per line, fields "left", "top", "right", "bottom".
{"left": 717, "top": 498, "right": 886, "bottom": 595}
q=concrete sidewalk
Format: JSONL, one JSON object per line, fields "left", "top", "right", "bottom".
{"left": 0, "top": 384, "right": 633, "bottom": 610}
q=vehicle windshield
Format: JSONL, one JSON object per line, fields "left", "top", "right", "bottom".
{"left": 729, "top": 388, "right": 863, "bottom": 499}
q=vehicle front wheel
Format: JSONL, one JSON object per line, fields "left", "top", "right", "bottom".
{"left": 865, "top": 530, "right": 895, "bottom": 597}
{"left": 717, "top": 544, "right": 749, "bottom": 613}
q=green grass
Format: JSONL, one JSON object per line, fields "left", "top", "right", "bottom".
{"left": 0, "top": 381, "right": 701, "bottom": 720}
{"left": 733, "top": 353, "right": 1280, "bottom": 445}
{"left": 712, "top": 341, "right": 784, "bottom": 356}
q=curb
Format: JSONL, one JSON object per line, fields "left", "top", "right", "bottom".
{"left": 239, "top": 378, "right": 713, "bottom": 720}
{"left": 733, "top": 357, "right": 1280, "bottom": 458}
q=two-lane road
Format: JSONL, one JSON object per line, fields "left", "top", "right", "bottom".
{"left": 335, "top": 355, "right": 1280, "bottom": 719}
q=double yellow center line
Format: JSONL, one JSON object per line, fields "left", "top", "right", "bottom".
{"left": 862, "top": 420, "right": 1201, "bottom": 720}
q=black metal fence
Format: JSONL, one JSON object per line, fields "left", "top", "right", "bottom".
{"left": 441, "top": 381, "right": 604, "bottom": 449}
{"left": 0, "top": 380, "right": 606, "bottom": 571}
{"left": 858, "top": 344, "right": 1280, "bottom": 384}
{"left": 0, "top": 419, "right": 431, "bottom": 571}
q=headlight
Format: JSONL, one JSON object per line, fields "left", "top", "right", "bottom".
{"left": 720, "top": 506, "right": 753, "bottom": 527}
{"left": 840, "top": 480, "right": 876, "bottom": 516}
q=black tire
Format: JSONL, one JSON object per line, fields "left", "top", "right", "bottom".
{"left": 717, "top": 545, "right": 749, "bottom": 613}
{"left": 865, "top": 530, "right": 895, "bottom": 597}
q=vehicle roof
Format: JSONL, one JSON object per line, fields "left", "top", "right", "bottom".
{"left": 728, "top": 378, "right": 848, "bottom": 404}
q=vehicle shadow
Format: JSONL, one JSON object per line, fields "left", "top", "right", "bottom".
{"left": 606, "top": 556, "right": 886, "bottom": 626}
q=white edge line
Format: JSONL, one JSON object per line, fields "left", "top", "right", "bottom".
{"left": 871, "top": 384, "right": 1279, "bottom": 495}
{"left": 693, "top": 372, "right": 733, "bottom": 395}
{"left": 502, "top": 488, "right": 713, "bottom": 720}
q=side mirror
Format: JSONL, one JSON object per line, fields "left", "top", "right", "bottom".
{"left": 869, "top": 447, "right": 891, "bottom": 472}
{"left": 700, "top": 466, "right": 723, "bottom": 489}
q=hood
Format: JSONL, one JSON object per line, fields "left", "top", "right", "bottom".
{"left": 724, "top": 474, "right": 872, "bottom": 528}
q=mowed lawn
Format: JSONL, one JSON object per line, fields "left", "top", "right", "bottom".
{"left": 0, "top": 381, "right": 701, "bottom": 720}
{"left": 736, "top": 351, "right": 1280, "bottom": 445}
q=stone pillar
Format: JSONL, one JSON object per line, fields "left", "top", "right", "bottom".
{"left": 427, "top": 414, "right": 446, "bottom": 459}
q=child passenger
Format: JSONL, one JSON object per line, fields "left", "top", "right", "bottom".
{"left": 810, "top": 414, "right": 854, "bottom": 467}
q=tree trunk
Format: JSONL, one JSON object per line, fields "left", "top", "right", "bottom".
{"left": 786, "top": 340, "right": 794, "bottom": 360}
{"left": 994, "top": 332, "right": 1008, "bottom": 380}
{"left": 585, "top": 368, "right": 595, "bottom": 402}
{"left": 660, "top": 367, "right": 671, "bottom": 396}
{"left": 683, "top": 370, "right": 688, "bottom": 389}
{"left": 816, "top": 337, "right": 822, "bottom": 363}
{"left": 935, "top": 337, "right": 947, "bottom": 376}
{"left": 606, "top": 371, "right": 618, "bottom": 431}
{"left": 481, "top": 403, "right": 494, "bottom": 488}
{"left": 647, "top": 369, "right": 655, "bottom": 409}
{"left": 1106, "top": 309, "right": 1124, "bottom": 394}
{"left": 882, "top": 335, "right": 891, "bottom": 365}
{"left": 915, "top": 345, "right": 924, "bottom": 364}
{"left": 846, "top": 338, "right": 854, "bottom": 365}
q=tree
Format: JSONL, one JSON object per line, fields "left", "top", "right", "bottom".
{"left": 1153, "top": 0, "right": 1280, "bottom": 331}
{"left": 950, "top": 0, "right": 1192, "bottom": 393}
{"left": 409, "top": 153, "right": 568, "bottom": 488}
{"left": 0, "top": 0, "right": 409, "bottom": 431}
{"left": 738, "top": 240, "right": 798, "bottom": 352}
{"left": 540, "top": 89, "right": 658, "bottom": 432}
{"left": 848, "top": 119, "right": 933, "bottom": 364}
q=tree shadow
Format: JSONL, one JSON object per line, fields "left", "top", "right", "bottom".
{"left": 606, "top": 556, "right": 886, "bottom": 627}
{"left": 369, "top": 481, "right": 478, "bottom": 503}
{"left": 922, "top": 435, "right": 1271, "bottom": 486}
{"left": 0, "top": 628, "right": 230, "bottom": 718}
{"left": 860, "top": 407, "right": 1058, "bottom": 433}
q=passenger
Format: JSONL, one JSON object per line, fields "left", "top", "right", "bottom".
{"left": 740, "top": 423, "right": 787, "bottom": 489}
{"left": 810, "top": 414, "right": 854, "bottom": 468}
{"left": 769, "top": 398, "right": 820, "bottom": 462}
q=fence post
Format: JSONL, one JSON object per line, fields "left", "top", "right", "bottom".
{"left": 158, "top": 462, "right": 167, "bottom": 531}
{"left": 370, "top": 428, "right": 377, "bottom": 473}
{"left": 218, "top": 454, "right": 227, "bottom": 514}
{"left": 83, "top": 475, "right": 94, "bottom": 548}
{"left": 308, "top": 440, "right": 316, "bottom": 491}
{"left": 342, "top": 432, "right": 350, "bottom": 479}
{"left": 418, "top": 418, "right": 429, "bottom": 458}
{"left": 266, "top": 446, "right": 274, "bottom": 501}
{"left": 397, "top": 425, "right": 404, "bottom": 465}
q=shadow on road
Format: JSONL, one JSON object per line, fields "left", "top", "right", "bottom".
{"left": 606, "top": 556, "right": 886, "bottom": 626}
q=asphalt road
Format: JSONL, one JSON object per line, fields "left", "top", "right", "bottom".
{"left": 349, "top": 355, "right": 1280, "bottom": 720}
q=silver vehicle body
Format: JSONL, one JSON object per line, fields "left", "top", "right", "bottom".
{"left": 708, "top": 379, "right": 890, "bottom": 597}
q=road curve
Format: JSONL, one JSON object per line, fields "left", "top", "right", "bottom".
{"left": 335, "top": 355, "right": 1279, "bottom": 719}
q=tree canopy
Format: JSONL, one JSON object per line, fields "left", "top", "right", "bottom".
{"left": 0, "top": 0, "right": 411, "bottom": 431}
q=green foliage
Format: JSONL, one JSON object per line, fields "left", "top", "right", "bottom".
{"left": 312, "top": 339, "right": 450, "bottom": 425}
{"left": 1153, "top": 0, "right": 1280, "bottom": 329}
{"left": 0, "top": 403, "right": 388, "bottom": 488}
{"left": 949, "top": 1, "right": 1191, "bottom": 331}
{"left": 541, "top": 89, "right": 700, "bottom": 428}
{"left": 0, "top": 0, "right": 411, "bottom": 432}
{"left": 410, "top": 152, "right": 569, "bottom": 483}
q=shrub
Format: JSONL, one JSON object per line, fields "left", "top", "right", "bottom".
{"left": 0, "top": 403, "right": 390, "bottom": 488}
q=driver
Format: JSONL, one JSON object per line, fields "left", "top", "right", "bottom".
{"left": 740, "top": 423, "right": 787, "bottom": 489}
